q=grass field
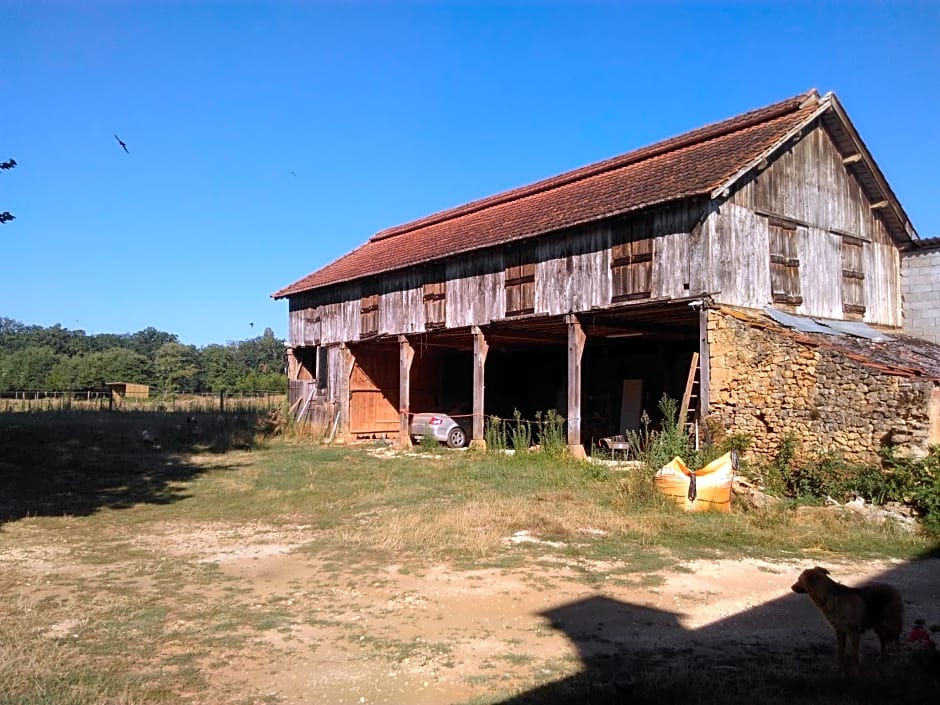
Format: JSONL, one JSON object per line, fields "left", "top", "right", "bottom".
{"left": 1, "top": 412, "right": 938, "bottom": 704}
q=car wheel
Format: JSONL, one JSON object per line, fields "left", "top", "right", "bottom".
{"left": 447, "top": 426, "right": 468, "bottom": 448}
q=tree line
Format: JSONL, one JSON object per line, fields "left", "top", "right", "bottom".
{"left": 0, "top": 318, "right": 287, "bottom": 394}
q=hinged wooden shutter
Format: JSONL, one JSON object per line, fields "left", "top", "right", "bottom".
{"left": 769, "top": 220, "right": 802, "bottom": 305}
{"left": 423, "top": 281, "right": 446, "bottom": 329}
{"left": 841, "top": 235, "right": 866, "bottom": 315}
{"left": 360, "top": 294, "right": 379, "bottom": 338}
{"left": 505, "top": 261, "right": 535, "bottom": 316}
{"left": 611, "top": 219, "right": 653, "bottom": 302}
{"left": 302, "top": 309, "right": 321, "bottom": 345}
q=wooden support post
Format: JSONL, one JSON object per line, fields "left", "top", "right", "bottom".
{"left": 338, "top": 344, "right": 355, "bottom": 443}
{"left": 470, "top": 326, "right": 489, "bottom": 450}
{"left": 929, "top": 385, "right": 940, "bottom": 446}
{"left": 698, "top": 306, "right": 710, "bottom": 416}
{"left": 398, "top": 336, "right": 414, "bottom": 448}
{"left": 566, "top": 314, "right": 587, "bottom": 459}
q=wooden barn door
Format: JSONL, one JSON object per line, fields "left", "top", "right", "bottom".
{"left": 349, "top": 346, "right": 399, "bottom": 436}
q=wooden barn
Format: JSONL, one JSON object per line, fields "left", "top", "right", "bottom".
{"left": 274, "top": 90, "right": 939, "bottom": 459}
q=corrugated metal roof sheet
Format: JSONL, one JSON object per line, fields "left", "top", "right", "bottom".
{"left": 764, "top": 308, "right": 843, "bottom": 336}
{"left": 764, "top": 308, "right": 895, "bottom": 341}
{"left": 817, "top": 319, "right": 893, "bottom": 341}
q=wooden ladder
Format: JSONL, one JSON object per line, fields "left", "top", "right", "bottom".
{"left": 679, "top": 352, "right": 700, "bottom": 437}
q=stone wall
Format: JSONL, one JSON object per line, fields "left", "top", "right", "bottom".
{"left": 901, "top": 242, "right": 940, "bottom": 344}
{"left": 706, "top": 309, "right": 935, "bottom": 464}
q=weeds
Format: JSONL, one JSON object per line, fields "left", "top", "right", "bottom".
{"left": 485, "top": 415, "right": 508, "bottom": 453}
{"left": 534, "top": 409, "right": 566, "bottom": 457}
{"left": 510, "top": 409, "right": 532, "bottom": 452}
{"left": 626, "top": 394, "right": 728, "bottom": 472}
{"left": 486, "top": 409, "right": 567, "bottom": 459}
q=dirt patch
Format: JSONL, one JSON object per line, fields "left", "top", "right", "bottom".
{"left": 3, "top": 519, "right": 938, "bottom": 705}
{"left": 202, "top": 539, "right": 940, "bottom": 704}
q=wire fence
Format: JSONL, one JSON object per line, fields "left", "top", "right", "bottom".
{"left": 0, "top": 391, "right": 286, "bottom": 414}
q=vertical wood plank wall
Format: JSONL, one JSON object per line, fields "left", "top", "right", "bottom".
{"left": 727, "top": 123, "right": 900, "bottom": 325}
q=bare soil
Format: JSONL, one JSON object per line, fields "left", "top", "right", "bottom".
{"left": 7, "top": 520, "right": 937, "bottom": 705}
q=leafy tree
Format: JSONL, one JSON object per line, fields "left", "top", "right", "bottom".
{"left": 89, "top": 349, "right": 152, "bottom": 386}
{"left": 0, "top": 346, "right": 58, "bottom": 390}
{"left": 0, "top": 318, "right": 287, "bottom": 394}
{"left": 1, "top": 158, "right": 15, "bottom": 224}
{"left": 127, "top": 327, "right": 178, "bottom": 358}
{"left": 236, "top": 327, "right": 285, "bottom": 375}
{"left": 46, "top": 355, "right": 86, "bottom": 390}
{"left": 155, "top": 342, "right": 201, "bottom": 393}
{"left": 201, "top": 344, "right": 241, "bottom": 391}
{"left": 237, "top": 370, "right": 288, "bottom": 393}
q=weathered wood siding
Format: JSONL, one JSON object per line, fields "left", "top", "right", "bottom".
{"left": 445, "top": 258, "right": 505, "bottom": 328}
{"left": 726, "top": 123, "right": 901, "bottom": 325}
{"left": 697, "top": 203, "right": 771, "bottom": 309}
{"left": 379, "top": 271, "right": 426, "bottom": 336}
{"left": 288, "top": 284, "right": 362, "bottom": 346}
{"left": 651, "top": 204, "right": 701, "bottom": 299}
{"left": 292, "top": 206, "right": 703, "bottom": 344}
{"left": 866, "top": 242, "right": 902, "bottom": 326}
{"left": 534, "top": 226, "right": 610, "bottom": 315}
{"left": 799, "top": 227, "right": 843, "bottom": 319}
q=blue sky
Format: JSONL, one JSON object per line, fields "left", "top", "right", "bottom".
{"left": 3, "top": 1, "right": 939, "bottom": 346}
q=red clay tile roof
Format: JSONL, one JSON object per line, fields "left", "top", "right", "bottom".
{"left": 274, "top": 90, "right": 822, "bottom": 299}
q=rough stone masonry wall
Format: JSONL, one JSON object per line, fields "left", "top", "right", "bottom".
{"left": 901, "top": 244, "right": 940, "bottom": 344}
{"left": 706, "top": 310, "right": 935, "bottom": 465}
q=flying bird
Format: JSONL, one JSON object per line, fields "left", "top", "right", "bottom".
{"left": 288, "top": 170, "right": 296, "bottom": 178}
{"left": 114, "top": 134, "right": 129, "bottom": 154}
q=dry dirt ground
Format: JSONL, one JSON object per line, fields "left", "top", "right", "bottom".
{"left": 6, "top": 521, "right": 938, "bottom": 705}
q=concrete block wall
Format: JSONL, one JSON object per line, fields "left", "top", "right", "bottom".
{"left": 901, "top": 241, "right": 940, "bottom": 344}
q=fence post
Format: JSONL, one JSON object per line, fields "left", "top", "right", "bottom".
{"left": 220, "top": 390, "right": 225, "bottom": 413}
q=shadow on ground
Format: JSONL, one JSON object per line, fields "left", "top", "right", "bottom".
{"left": 0, "top": 410, "right": 276, "bottom": 523}
{"left": 495, "top": 550, "right": 940, "bottom": 705}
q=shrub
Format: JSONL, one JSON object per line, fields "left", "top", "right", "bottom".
{"left": 756, "top": 438, "right": 940, "bottom": 535}
{"left": 881, "top": 445, "right": 940, "bottom": 534}
{"left": 756, "top": 433, "right": 798, "bottom": 497}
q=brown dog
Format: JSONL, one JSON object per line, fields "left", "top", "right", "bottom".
{"left": 791, "top": 566, "right": 903, "bottom": 671}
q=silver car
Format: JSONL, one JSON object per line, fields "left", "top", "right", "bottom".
{"left": 410, "top": 412, "right": 470, "bottom": 448}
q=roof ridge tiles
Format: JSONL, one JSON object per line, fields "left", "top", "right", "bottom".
{"left": 369, "top": 89, "right": 819, "bottom": 244}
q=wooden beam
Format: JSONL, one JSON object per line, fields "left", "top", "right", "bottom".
{"left": 339, "top": 344, "right": 355, "bottom": 443}
{"left": 566, "top": 314, "right": 587, "bottom": 459}
{"left": 870, "top": 201, "right": 889, "bottom": 210}
{"left": 842, "top": 153, "right": 862, "bottom": 165}
{"left": 470, "top": 326, "right": 489, "bottom": 449}
{"left": 398, "top": 336, "right": 414, "bottom": 449}
{"left": 698, "top": 307, "right": 710, "bottom": 416}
